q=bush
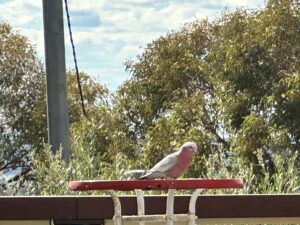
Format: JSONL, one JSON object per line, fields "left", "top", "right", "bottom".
{"left": 26, "top": 144, "right": 299, "bottom": 195}
{"left": 25, "top": 142, "right": 134, "bottom": 195}
{"left": 199, "top": 149, "right": 300, "bottom": 194}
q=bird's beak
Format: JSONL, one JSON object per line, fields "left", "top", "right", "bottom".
{"left": 192, "top": 148, "right": 197, "bottom": 154}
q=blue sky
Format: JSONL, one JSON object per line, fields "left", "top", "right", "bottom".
{"left": 0, "top": 0, "right": 265, "bottom": 91}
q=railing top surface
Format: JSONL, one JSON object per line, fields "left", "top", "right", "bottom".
{"left": 68, "top": 179, "right": 243, "bottom": 191}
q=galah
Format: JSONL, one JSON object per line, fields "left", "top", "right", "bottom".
{"left": 139, "top": 142, "right": 197, "bottom": 179}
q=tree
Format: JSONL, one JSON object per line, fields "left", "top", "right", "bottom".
{"left": 208, "top": 0, "right": 300, "bottom": 167}
{"left": 113, "top": 20, "right": 221, "bottom": 161}
{"left": 113, "top": 0, "right": 300, "bottom": 181}
{"left": 0, "top": 22, "right": 109, "bottom": 193}
{"left": 67, "top": 70, "right": 109, "bottom": 123}
{"left": 0, "top": 23, "right": 46, "bottom": 187}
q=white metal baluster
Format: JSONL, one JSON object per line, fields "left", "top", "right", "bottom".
{"left": 166, "top": 189, "right": 175, "bottom": 225}
{"left": 135, "top": 189, "right": 145, "bottom": 216}
{"left": 135, "top": 189, "right": 145, "bottom": 225}
{"left": 188, "top": 189, "right": 203, "bottom": 225}
{"left": 108, "top": 190, "right": 122, "bottom": 225}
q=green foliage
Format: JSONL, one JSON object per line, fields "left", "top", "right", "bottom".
{"left": 0, "top": 22, "right": 109, "bottom": 193}
{"left": 115, "top": 20, "right": 212, "bottom": 141}
{"left": 28, "top": 143, "right": 299, "bottom": 195}
{"left": 270, "top": 71, "right": 300, "bottom": 145}
{"left": 67, "top": 71, "right": 109, "bottom": 123}
{"left": 0, "top": 22, "right": 46, "bottom": 145}
{"left": 203, "top": 149, "right": 300, "bottom": 194}
{"left": 0, "top": 22, "right": 46, "bottom": 189}
{"left": 142, "top": 92, "right": 219, "bottom": 169}
{"left": 113, "top": 0, "right": 300, "bottom": 180}
{"left": 209, "top": 1, "right": 300, "bottom": 133}
{"left": 28, "top": 112, "right": 138, "bottom": 195}
{"left": 28, "top": 143, "right": 134, "bottom": 195}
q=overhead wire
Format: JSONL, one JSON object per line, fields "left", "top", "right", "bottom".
{"left": 64, "top": 0, "right": 88, "bottom": 118}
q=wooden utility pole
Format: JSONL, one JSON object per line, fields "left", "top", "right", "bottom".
{"left": 42, "top": 0, "right": 70, "bottom": 161}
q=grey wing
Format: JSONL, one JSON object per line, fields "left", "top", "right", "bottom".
{"left": 149, "top": 152, "right": 178, "bottom": 173}
{"left": 138, "top": 152, "right": 179, "bottom": 179}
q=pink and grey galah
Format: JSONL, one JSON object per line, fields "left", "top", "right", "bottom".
{"left": 139, "top": 142, "right": 197, "bottom": 179}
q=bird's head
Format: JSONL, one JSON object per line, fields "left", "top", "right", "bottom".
{"left": 181, "top": 142, "right": 197, "bottom": 154}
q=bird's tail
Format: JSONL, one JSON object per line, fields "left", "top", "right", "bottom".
{"left": 122, "top": 169, "right": 146, "bottom": 180}
{"left": 138, "top": 171, "right": 166, "bottom": 180}
{"left": 138, "top": 174, "right": 149, "bottom": 180}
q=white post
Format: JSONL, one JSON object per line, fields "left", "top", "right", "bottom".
{"left": 135, "top": 189, "right": 145, "bottom": 225}
{"left": 166, "top": 189, "right": 175, "bottom": 225}
{"left": 188, "top": 189, "right": 203, "bottom": 225}
{"left": 108, "top": 190, "right": 122, "bottom": 225}
{"left": 135, "top": 189, "right": 145, "bottom": 215}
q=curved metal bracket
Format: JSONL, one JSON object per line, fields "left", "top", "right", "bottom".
{"left": 188, "top": 189, "right": 203, "bottom": 225}
{"left": 107, "top": 190, "right": 122, "bottom": 225}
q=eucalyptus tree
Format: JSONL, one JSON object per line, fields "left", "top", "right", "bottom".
{"left": 113, "top": 0, "right": 300, "bottom": 178}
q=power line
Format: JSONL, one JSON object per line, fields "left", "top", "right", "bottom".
{"left": 64, "top": 0, "right": 88, "bottom": 118}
